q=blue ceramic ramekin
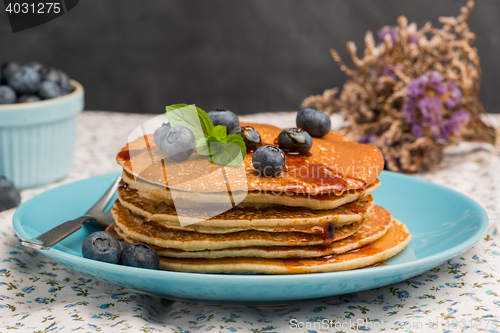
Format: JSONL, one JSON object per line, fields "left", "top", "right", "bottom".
{"left": 0, "top": 80, "right": 84, "bottom": 189}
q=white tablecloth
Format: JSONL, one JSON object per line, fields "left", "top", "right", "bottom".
{"left": 0, "top": 111, "right": 499, "bottom": 332}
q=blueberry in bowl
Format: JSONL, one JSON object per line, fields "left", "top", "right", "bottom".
{"left": 16, "top": 95, "right": 41, "bottom": 103}
{"left": 252, "top": 145, "right": 287, "bottom": 177}
{"left": 7, "top": 66, "right": 41, "bottom": 95}
{"left": 0, "top": 60, "right": 84, "bottom": 189}
{"left": 24, "top": 61, "right": 44, "bottom": 72}
{"left": 296, "top": 108, "right": 331, "bottom": 138}
{"left": 0, "top": 86, "right": 17, "bottom": 104}
{"left": 276, "top": 128, "right": 313, "bottom": 155}
{"left": 230, "top": 126, "right": 262, "bottom": 152}
{"left": 1, "top": 61, "right": 21, "bottom": 83}
{"left": 207, "top": 108, "right": 239, "bottom": 134}
{"left": 38, "top": 80, "right": 63, "bottom": 100}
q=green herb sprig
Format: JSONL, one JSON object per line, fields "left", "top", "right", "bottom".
{"left": 165, "top": 104, "right": 246, "bottom": 166}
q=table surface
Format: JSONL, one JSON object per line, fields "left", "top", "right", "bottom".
{"left": 1, "top": 111, "right": 499, "bottom": 332}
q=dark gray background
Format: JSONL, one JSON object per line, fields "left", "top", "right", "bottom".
{"left": 1, "top": 0, "right": 499, "bottom": 115}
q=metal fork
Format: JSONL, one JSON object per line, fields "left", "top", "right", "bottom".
{"left": 21, "top": 176, "right": 122, "bottom": 250}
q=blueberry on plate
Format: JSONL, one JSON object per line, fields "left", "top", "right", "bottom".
{"left": 17, "top": 94, "right": 41, "bottom": 103}
{"left": 38, "top": 80, "right": 63, "bottom": 100}
{"left": 0, "top": 176, "right": 21, "bottom": 212}
{"left": 0, "top": 85, "right": 17, "bottom": 104}
{"left": 230, "top": 126, "right": 262, "bottom": 152}
{"left": 153, "top": 123, "right": 172, "bottom": 150}
{"left": 277, "top": 128, "right": 312, "bottom": 155}
{"left": 296, "top": 108, "right": 331, "bottom": 138}
{"left": 82, "top": 231, "right": 121, "bottom": 264}
{"left": 207, "top": 109, "right": 239, "bottom": 134}
{"left": 7, "top": 66, "right": 41, "bottom": 95}
{"left": 120, "top": 243, "right": 159, "bottom": 270}
{"left": 1, "top": 61, "right": 21, "bottom": 82}
{"left": 252, "top": 145, "right": 287, "bottom": 177}
{"left": 161, "top": 125, "right": 196, "bottom": 162}
{"left": 118, "top": 239, "right": 127, "bottom": 253}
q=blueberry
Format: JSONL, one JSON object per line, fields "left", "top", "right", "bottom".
{"left": 207, "top": 109, "right": 239, "bottom": 134}
{"left": 161, "top": 125, "right": 196, "bottom": 162}
{"left": 1, "top": 61, "right": 21, "bottom": 82}
{"left": 17, "top": 95, "right": 41, "bottom": 103}
{"left": 0, "top": 85, "right": 17, "bottom": 104}
{"left": 82, "top": 231, "right": 121, "bottom": 264}
{"left": 57, "top": 70, "right": 73, "bottom": 94}
{"left": 118, "top": 239, "right": 127, "bottom": 253}
{"left": 38, "top": 80, "right": 63, "bottom": 100}
{"left": 120, "top": 243, "right": 159, "bottom": 269}
{"left": 153, "top": 123, "right": 172, "bottom": 150}
{"left": 277, "top": 128, "right": 312, "bottom": 155}
{"left": 296, "top": 108, "right": 331, "bottom": 137}
{"left": 252, "top": 145, "right": 286, "bottom": 177}
{"left": 7, "top": 66, "right": 41, "bottom": 95}
{"left": 230, "top": 126, "right": 262, "bottom": 152}
{"left": 25, "top": 61, "right": 44, "bottom": 72}
{"left": 39, "top": 67, "right": 60, "bottom": 83}
{"left": 0, "top": 177, "right": 21, "bottom": 212}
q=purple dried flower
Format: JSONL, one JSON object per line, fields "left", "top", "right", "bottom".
{"left": 359, "top": 134, "right": 378, "bottom": 144}
{"left": 450, "top": 109, "right": 470, "bottom": 129}
{"left": 378, "top": 26, "right": 398, "bottom": 45}
{"left": 435, "top": 109, "right": 470, "bottom": 140}
{"left": 445, "top": 81, "right": 462, "bottom": 108}
{"left": 382, "top": 66, "right": 397, "bottom": 78}
{"left": 417, "top": 97, "right": 442, "bottom": 119}
{"left": 406, "top": 78, "right": 425, "bottom": 98}
{"left": 429, "top": 72, "right": 446, "bottom": 95}
{"left": 402, "top": 100, "right": 417, "bottom": 124}
{"left": 411, "top": 124, "right": 423, "bottom": 138}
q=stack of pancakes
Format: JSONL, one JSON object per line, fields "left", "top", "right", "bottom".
{"left": 107, "top": 123, "right": 411, "bottom": 274}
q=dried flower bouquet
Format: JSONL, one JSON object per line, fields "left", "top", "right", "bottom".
{"left": 302, "top": 0, "right": 497, "bottom": 173}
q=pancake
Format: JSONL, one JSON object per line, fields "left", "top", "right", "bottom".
{"left": 122, "top": 170, "right": 381, "bottom": 211}
{"left": 111, "top": 224, "right": 335, "bottom": 259}
{"left": 155, "top": 220, "right": 411, "bottom": 274}
{"left": 110, "top": 211, "right": 378, "bottom": 259}
{"left": 117, "top": 185, "right": 375, "bottom": 229}
{"left": 109, "top": 206, "right": 389, "bottom": 259}
{"left": 330, "top": 206, "right": 393, "bottom": 254}
{"left": 117, "top": 123, "right": 384, "bottom": 195}
{"left": 111, "top": 219, "right": 363, "bottom": 258}
{"left": 112, "top": 201, "right": 338, "bottom": 251}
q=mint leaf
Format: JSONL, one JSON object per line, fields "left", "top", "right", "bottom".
{"left": 165, "top": 104, "right": 247, "bottom": 166}
{"left": 209, "top": 134, "right": 247, "bottom": 167}
{"left": 196, "top": 137, "right": 221, "bottom": 156}
{"left": 212, "top": 125, "right": 227, "bottom": 140}
{"left": 165, "top": 104, "right": 214, "bottom": 141}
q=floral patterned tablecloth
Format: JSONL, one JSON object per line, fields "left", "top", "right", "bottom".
{"left": 1, "top": 111, "right": 499, "bottom": 333}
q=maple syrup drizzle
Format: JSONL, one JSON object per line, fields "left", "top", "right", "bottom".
{"left": 116, "top": 148, "right": 146, "bottom": 162}
{"left": 118, "top": 182, "right": 133, "bottom": 192}
{"left": 343, "top": 243, "right": 378, "bottom": 255}
{"left": 319, "top": 223, "right": 335, "bottom": 241}
{"left": 248, "top": 143, "right": 349, "bottom": 195}
{"left": 281, "top": 154, "right": 349, "bottom": 195}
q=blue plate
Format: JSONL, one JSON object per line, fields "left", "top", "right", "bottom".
{"left": 12, "top": 171, "right": 488, "bottom": 305}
